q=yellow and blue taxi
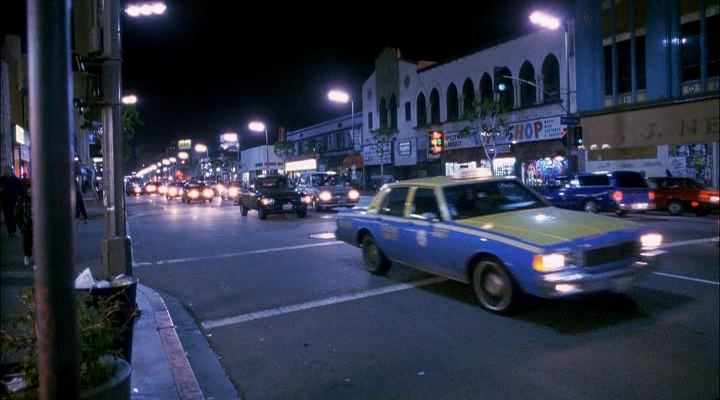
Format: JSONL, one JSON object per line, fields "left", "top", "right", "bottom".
{"left": 335, "top": 168, "right": 664, "bottom": 313}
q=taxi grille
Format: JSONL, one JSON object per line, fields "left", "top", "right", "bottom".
{"left": 582, "top": 241, "right": 640, "bottom": 267}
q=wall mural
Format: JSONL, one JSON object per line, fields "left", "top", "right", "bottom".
{"left": 668, "top": 143, "right": 713, "bottom": 188}
{"left": 522, "top": 158, "right": 568, "bottom": 187}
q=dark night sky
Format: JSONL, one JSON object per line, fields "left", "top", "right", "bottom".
{"left": 3, "top": 1, "right": 572, "bottom": 161}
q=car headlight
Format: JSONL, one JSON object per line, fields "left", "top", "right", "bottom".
{"left": 216, "top": 184, "right": 225, "bottom": 193}
{"left": 348, "top": 189, "right": 360, "bottom": 200}
{"left": 261, "top": 197, "right": 275, "bottom": 206}
{"left": 203, "top": 189, "right": 214, "bottom": 198}
{"left": 532, "top": 253, "right": 567, "bottom": 272}
{"left": 158, "top": 185, "right": 168, "bottom": 194}
{"left": 302, "top": 195, "right": 313, "bottom": 203}
{"left": 228, "top": 188, "right": 239, "bottom": 197}
{"left": 319, "top": 191, "right": 332, "bottom": 201}
{"left": 169, "top": 188, "right": 177, "bottom": 195}
{"left": 640, "top": 233, "right": 663, "bottom": 249}
{"left": 146, "top": 185, "right": 156, "bottom": 192}
{"left": 133, "top": 187, "right": 141, "bottom": 193}
{"left": 188, "top": 190, "right": 199, "bottom": 198}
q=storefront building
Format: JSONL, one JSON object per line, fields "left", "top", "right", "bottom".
{"left": 575, "top": 0, "right": 719, "bottom": 188}
{"left": 239, "top": 145, "right": 282, "bottom": 184}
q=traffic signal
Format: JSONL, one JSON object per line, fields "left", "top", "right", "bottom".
{"left": 572, "top": 126, "right": 583, "bottom": 146}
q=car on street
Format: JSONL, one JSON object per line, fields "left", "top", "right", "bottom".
{"left": 181, "top": 182, "right": 215, "bottom": 203}
{"left": 335, "top": 168, "right": 664, "bottom": 313}
{"left": 295, "top": 171, "right": 360, "bottom": 210}
{"left": 165, "top": 182, "right": 184, "bottom": 200}
{"left": 222, "top": 181, "right": 242, "bottom": 203}
{"left": 536, "top": 170, "right": 655, "bottom": 215}
{"left": 646, "top": 177, "right": 719, "bottom": 216}
{"left": 125, "top": 177, "right": 144, "bottom": 196}
{"left": 238, "top": 175, "right": 307, "bottom": 220}
{"left": 143, "top": 181, "right": 159, "bottom": 195}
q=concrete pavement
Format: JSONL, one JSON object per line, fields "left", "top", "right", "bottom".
{"left": 1, "top": 198, "right": 210, "bottom": 399}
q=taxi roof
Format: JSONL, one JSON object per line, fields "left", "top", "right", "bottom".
{"left": 389, "top": 175, "right": 516, "bottom": 189}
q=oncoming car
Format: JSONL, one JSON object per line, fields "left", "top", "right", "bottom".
{"left": 335, "top": 169, "right": 664, "bottom": 313}
{"left": 165, "top": 182, "right": 184, "bottom": 200}
{"left": 181, "top": 182, "right": 215, "bottom": 203}
{"left": 295, "top": 171, "right": 360, "bottom": 210}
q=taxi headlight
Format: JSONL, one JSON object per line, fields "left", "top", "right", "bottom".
{"left": 532, "top": 253, "right": 567, "bottom": 272}
{"left": 640, "top": 233, "right": 663, "bottom": 249}
{"left": 348, "top": 189, "right": 360, "bottom": 200}
{"left": 261, "top": 197, "right": 275, "bottom": 206}
{"left": 228, "top": 188, "right": 239, "bottom": 197}
{"left": 319, "top": 191, "right": 332, "bottom": 201}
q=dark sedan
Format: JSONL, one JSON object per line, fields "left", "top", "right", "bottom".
{"left": 238, "top": 175, "right": 307, "bottom": 220}
{"left": 181, "top": 182, "right": 215, "bottom": 203}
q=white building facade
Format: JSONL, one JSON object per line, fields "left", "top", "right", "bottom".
{"left": 362, "top": 26, "right": 577, "bottom": 187}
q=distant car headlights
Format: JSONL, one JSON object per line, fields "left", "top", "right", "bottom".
{"left": 158, "top": 185, "right": 168, "bottom": 194}
{"left": 319, "top": 191, "right": 332, "bottom": 201}
{"left": 348, "top": 189, "right": 360, "bottom": 200}
{"left": 640, "top": 233, "right": 663, "bottom": 250}
{"left": 133, "top": 187, "right": 142, "bottom": 194}
{"left": 203, "top": 188, "right": 214, "bottom": 198}
{"left": 532, "top": 253, "right": 567, "bottom": 272}
{"left": 168, "top": 187, "right": 178, "bottom": 196}
{"left": 228, "top": 187, "right": 239, "bottom": 198}
{"left": 188, "top": 190, "right": 200, "bottom": 199}
{"left": 301, "top": 195, "right": 313, "bottom": 204}
{"left": 261, "top": 197, "right": 275, "bottom": 206}
{"left": 145, "top": 184, "right": 157, "bottom": 193}
{"left": 216, "top": 184, "right": 225, "bottom": 193}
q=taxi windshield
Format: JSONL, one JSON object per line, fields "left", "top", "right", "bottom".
{"left": 443, "top": 180, "right": 546, "bottom": 219}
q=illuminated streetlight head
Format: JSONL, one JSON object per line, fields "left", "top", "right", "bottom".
{"left": 177, "top": 151, "right": 189, "bottom": 160}
{"left": 195, "top": 143, "right": 208, "bottom": 153}
{"left": 328, "top": 89, "right": 350, "bottom": 104}
{"left": 156, "top": 162, "right": 162, "bottom": 167}
{"left": 121, "top": 94, "right": 138, "bottom": 105}
{"left": 529, "top": 11, "right": 561, "bottom": 30}
{"left": 248, "top": 121, "right": 266, "bottom": 133}
{"left": 151, "top": 2, "right": 167, "bottom": 14}
{"left": 162, "top": 159, "right": 170, "bottom": 166}
{"left": 169, "top": 157, "right": 177, "bottom": 163}
{"left": 125, "top": 2, "right": 166, "bottom": 17}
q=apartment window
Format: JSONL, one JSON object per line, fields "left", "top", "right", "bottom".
{"left": 416, "top": 93, "right": 427, "bottom": 126}
{"left": 429, "top": 89, "right": 440, "bottom": 124}
{"left": 446, "top": 83, "right": 459, "bottom": 121}
{"left": 709, "top": 14, "right": 720, "bottom": 78}
{"left": 519, "top": 61, "right": 536, "bottom": 107}
{"left": 462, "top": 78, "right": 475, "bottom": 115}
{"left": 404, "top": 102, "right": 411, "bottom": 121}
{"left": 681, "top": 20, "right": 702, "bottom": 82}
{"left": 367, "top": 112, "right": 373, "bottom": 130}
{"left": 389, "top": 94, "right": 398, "bottom": 130}
{"left": 603, "top": 36, "right": 646, "bottom": 94}
{"left": 379, "top": 97, "right": 388, "bottom": 128}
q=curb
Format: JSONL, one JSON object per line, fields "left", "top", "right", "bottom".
{"left": 138, "top": 285, "right": 205, "bottom": 400}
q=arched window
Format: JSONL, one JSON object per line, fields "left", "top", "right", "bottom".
{"left": 446, "top": 83, "right": 459, "bottom": 121}
{"left": 479, "top": 73, "right": 493, "bottom": 104}
{"left": 389, "top": 94, "right": 398, "bottom": 130}
{"left": 495, "top": 67, "right": 514, "bottom": 109}
{"left": 519, "top": 61, "right": 536, "bottom": 107}
{"left": 542, "top": 53, "right": 560, "bottom": 103}
{"left": 379, "top": 97, "right": 388, "bottom": 128}
{"left": 430, "top": 88, "right": 440, "bottom": 124}
{"left": 462, "top": 78, "right": 475, "bottom": 116}
{"left": 416, "top": 93, "right": 427, "bottom": 126}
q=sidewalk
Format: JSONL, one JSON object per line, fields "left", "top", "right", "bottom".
{"left": 1, "top": 199, "right": 202, "bottom": 399}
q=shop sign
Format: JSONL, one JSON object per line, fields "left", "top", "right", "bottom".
{"left": 178, "top": 139, "right": 192, "bottom": 150}
{"left": 398, "top": 141, "right": 412, "bottom": 157}
{"left": 15, "top": 125, "right": 27, "bottom": 145}
{"left": 363, "top": 142, "right": 392, "bottom": 166}
{"left": 445, "top": 116, "right": 565, "bottom": 151}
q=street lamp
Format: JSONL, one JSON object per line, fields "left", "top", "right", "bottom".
{"left": 124, "top": 2, "right": 166, "bottom": 17}
{"left": 530, "top": 10, "right": 573, "bottom": 170}
{"left": 195, "top": 143, "right": 208, "bottom": 158}
{"left": 177, "top": 151, "right": 189, "bottom": 160}
{"left": 221, "top": 132, "right": 240, "bottom": 178}
{"left": 328, "top": 89, "right": 363, "bottom": 188}
{"left": 248, "top": 121, "right": 269, "bottom": 173}
{"left": 121, "top": 94, "right": 138, "bottom": 105}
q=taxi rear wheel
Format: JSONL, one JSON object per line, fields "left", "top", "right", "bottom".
{"left": 361, "top": 236, "right": 390, "bottom": 275}
{"left": 472, "top": 260, "right": 516, "bottom": 313}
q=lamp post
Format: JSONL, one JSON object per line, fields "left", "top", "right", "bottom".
{"left": 221, "top": 132, "right": 240, "bottom": 178}
{"left": 248, "top": 121, "right": 269, "bottom": 173}
{"left": 529, "top": 10, "right": 573, "bottom": 172}
{"left": 328, "top": 89, "right": 362, "bottom": 189}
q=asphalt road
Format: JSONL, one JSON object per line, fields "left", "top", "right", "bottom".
{"left": 127, "top": 194, "right": 719, "bottom": 400}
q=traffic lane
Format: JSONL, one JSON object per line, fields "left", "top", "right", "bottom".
{"left": 655, "top": 241, "right": 720, "bottom": 283}
{"left": 616, "top": 213, "right": 719, "bottom": 243}
{"left": 206, "top": 273, "right": 718, "bottom": 400}
{"left": 134, "top": 243, "right": 431, "bottom": 322}
{"left": 129, "top": 206, "right": 339, "bottom": 265}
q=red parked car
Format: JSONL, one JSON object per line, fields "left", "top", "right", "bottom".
{"left": 646, "top": 177, "right": 719, "bottom": 216}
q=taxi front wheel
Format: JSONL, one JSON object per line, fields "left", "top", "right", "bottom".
{"left": 361, "top": 236, "right": 390, "bottom": 275}
{"left": 472, "top": 260, "right": 516, "bottom": 313}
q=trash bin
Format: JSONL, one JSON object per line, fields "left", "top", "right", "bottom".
{"left": 80, "top": 278, "right": 138, "bottom": 364}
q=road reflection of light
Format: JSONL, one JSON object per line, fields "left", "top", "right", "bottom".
{"left": 310, "top": 232, "right": 336, "bottom": 240}
{"left": 320, "top": 215, "right": 335, "bottom": 220}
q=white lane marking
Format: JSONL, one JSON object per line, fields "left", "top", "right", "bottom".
{"left": 202, "top": 276, "right": 448, "bottom": 330}
{"left": 660, "top": 237, "right": 719, "bottom": 249}
{"left": 652, "top": 272, "right": 719, "bottom": 286}
{"left": 132, "top": 241, "right": 344, "bottom": 267}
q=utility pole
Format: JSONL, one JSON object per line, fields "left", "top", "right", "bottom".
{"left": 100, "top": 0, "right": 132, "bottom": 277}
{"left": 27, "top": 0, "right": 80, "bottom": 397}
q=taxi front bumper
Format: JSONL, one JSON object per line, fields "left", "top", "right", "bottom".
{"left": 535, "top": 250, "right": 663, "bottom": 298}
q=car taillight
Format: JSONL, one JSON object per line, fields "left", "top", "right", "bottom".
{"left": 612, "top": 190, "right": 623, "bottom": 202}
{"left": 648, "top": 191, "right": 655, "bottom": 201}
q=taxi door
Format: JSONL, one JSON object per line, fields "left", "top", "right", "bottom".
{"left": 375, "top": 186, "right": 411, "bottom": 261}
{"left": 399, "top": 187, "right": 459, "bottom": 279}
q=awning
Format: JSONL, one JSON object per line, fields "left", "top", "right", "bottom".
{"left": 342, "top": 153, "right": 364, "bottom": 168}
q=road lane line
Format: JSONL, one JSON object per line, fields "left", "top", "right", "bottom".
{"left": 201, "top": 276, "right": 448, "bottom": 330}
{"left": 132, "top": 241, "right": 345, "bottom": 267}
{"left": 659, "top": 236, "right": 719, "bottom": 248}
{"left": 652, "top": 272, "right": 719, "bottom": 286}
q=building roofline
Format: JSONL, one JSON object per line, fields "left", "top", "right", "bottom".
{"left": 287, "top": 112, "right": 363, "bottom": 136}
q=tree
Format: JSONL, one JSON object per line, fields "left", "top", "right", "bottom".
{"left": 122, "top": 107, "right": 143, "bottom": 162}
{"left": 273, "top": 140, "right": 294, "bottom": 171}
{"left": 369, "top": 126, "right": 398, "bottom": 186}
{"left": 459, "top": 92, "right": 510, "bottom": 174}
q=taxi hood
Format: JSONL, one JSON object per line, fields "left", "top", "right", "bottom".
{"left": 454, "top": 207, "right": 637, "bottom": 246}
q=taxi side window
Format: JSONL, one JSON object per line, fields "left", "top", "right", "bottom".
{"left": 412, "top": 188, "right": 440, "bottom": 217}
{"left": 380, "top": 187, "right": 409, "bottom": 217}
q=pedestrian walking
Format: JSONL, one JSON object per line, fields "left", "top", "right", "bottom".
{"left": 0, "top": 166, "right": 22, "bottom": 237}
{"left": 76, "top": 179, "right": 89, "bottom": 223}
{"left": 22, "top": 184, "right": 33, "bottom": 267}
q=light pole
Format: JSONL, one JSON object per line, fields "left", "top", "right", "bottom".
{"left": 221, "top": 132, "right": 240, "bottom": 179}
{"left": 195, "top": 143, "right": 208, "bottom": 178}
{"left": 248, "top": 121, "right": 269, "bottom": 173}
{"left": 328, "top": 89, "right": 362, "bottom": 188}
{"left": 530, "top": 10, "right": 573, "bottom": 171}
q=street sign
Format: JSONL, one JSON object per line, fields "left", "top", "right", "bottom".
{"left": 561, "top": 116, "right": 580, "bottom": 126}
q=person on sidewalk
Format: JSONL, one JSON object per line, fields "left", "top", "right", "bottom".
{"left": 0, "top": 166, "right": 22, "bottom": 237}
{"left": 75, "top": 179, "right": 89, "bottom": 224}
{"left": 22, "top": 184, "right": 33, "bottom": 267}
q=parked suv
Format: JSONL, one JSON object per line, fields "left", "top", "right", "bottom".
{"left": 295, "top": 171, "right": 360, "bottom": 210}
{"left": 537, "top": 170, "right": 655, "bottom": 215}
